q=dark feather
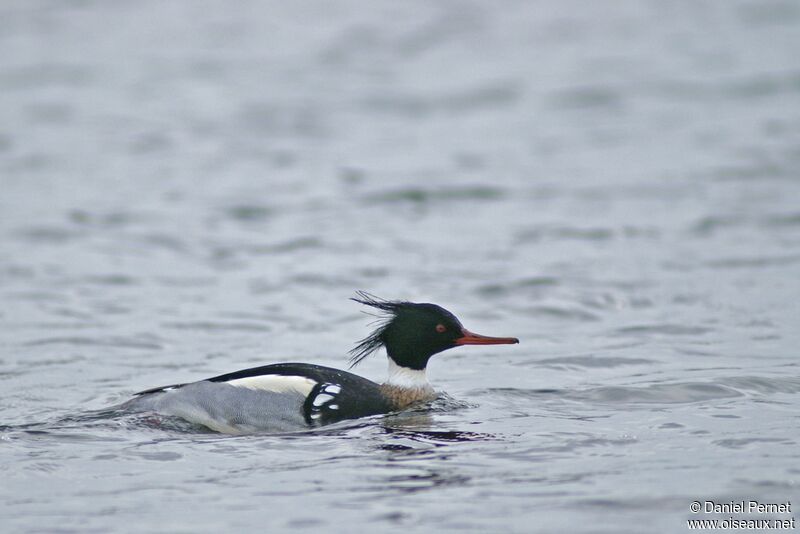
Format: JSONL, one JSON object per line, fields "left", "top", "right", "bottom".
{"left": 350, "top": 291, "right": 404, "bottom": 313}
{"left": 348, "top": 291, "right": 407, "bottom": 367}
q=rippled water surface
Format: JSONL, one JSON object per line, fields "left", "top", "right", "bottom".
{"left": 2, "top": 1, "right": 800, "bottom": 532}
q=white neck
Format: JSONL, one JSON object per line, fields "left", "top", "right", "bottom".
{"left": 385, "top": 358, "right": 432, "bottom": 390}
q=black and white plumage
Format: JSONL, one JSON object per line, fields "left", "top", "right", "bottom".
{"left": 120, "top": 293, "right": 518, "bottom": 434}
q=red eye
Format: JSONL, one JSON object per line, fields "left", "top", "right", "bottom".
{"left": 436, "top": 324, "right": 446, "bottom": 333}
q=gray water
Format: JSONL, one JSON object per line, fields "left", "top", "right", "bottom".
{"left": 2, "top": 1, "right": 800, "bottom": 532}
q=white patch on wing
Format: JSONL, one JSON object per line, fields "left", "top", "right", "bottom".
{"left": 312, "top": 393, "right": 335, "bottom": 407}
{"left": 307, "top": 383, "right": 343, "bottom": 421}
{"left": 225, "top": 375, "right": 317, "bottom": 396}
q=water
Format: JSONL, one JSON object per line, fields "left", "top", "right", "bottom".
{"left": 1, "top": 0, "right": 799, "bottom": 532}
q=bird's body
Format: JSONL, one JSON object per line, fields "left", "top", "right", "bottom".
{"left": 120, "top": 293, "right": 518, "bottom": 434}
{"left": 122, "top": 362, "right": 430, "bottom": 433}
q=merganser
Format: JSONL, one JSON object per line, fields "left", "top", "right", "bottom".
{"left": 120, "top": 292, "right": 519, "bottom": 433}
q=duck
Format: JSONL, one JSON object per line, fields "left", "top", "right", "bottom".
{"left": 120, "top": 292, "right": 519, "bottom": 433}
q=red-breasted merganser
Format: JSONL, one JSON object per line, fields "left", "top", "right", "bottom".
{"left": 121, "top": 293, "right": 519, "bottom": 433}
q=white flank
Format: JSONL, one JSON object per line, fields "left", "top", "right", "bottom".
{"left": 226, "top": 375, "right": 317, "bottom": 396}
{"left": 386, "top": 359, "right": 432, "bottom": 390}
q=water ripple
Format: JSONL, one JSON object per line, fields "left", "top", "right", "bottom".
{"left": 22, "top": 336, "right": 163, "bottom": 350}
{"left": 363, "top": 185, "right": 505, "bottom": 204}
